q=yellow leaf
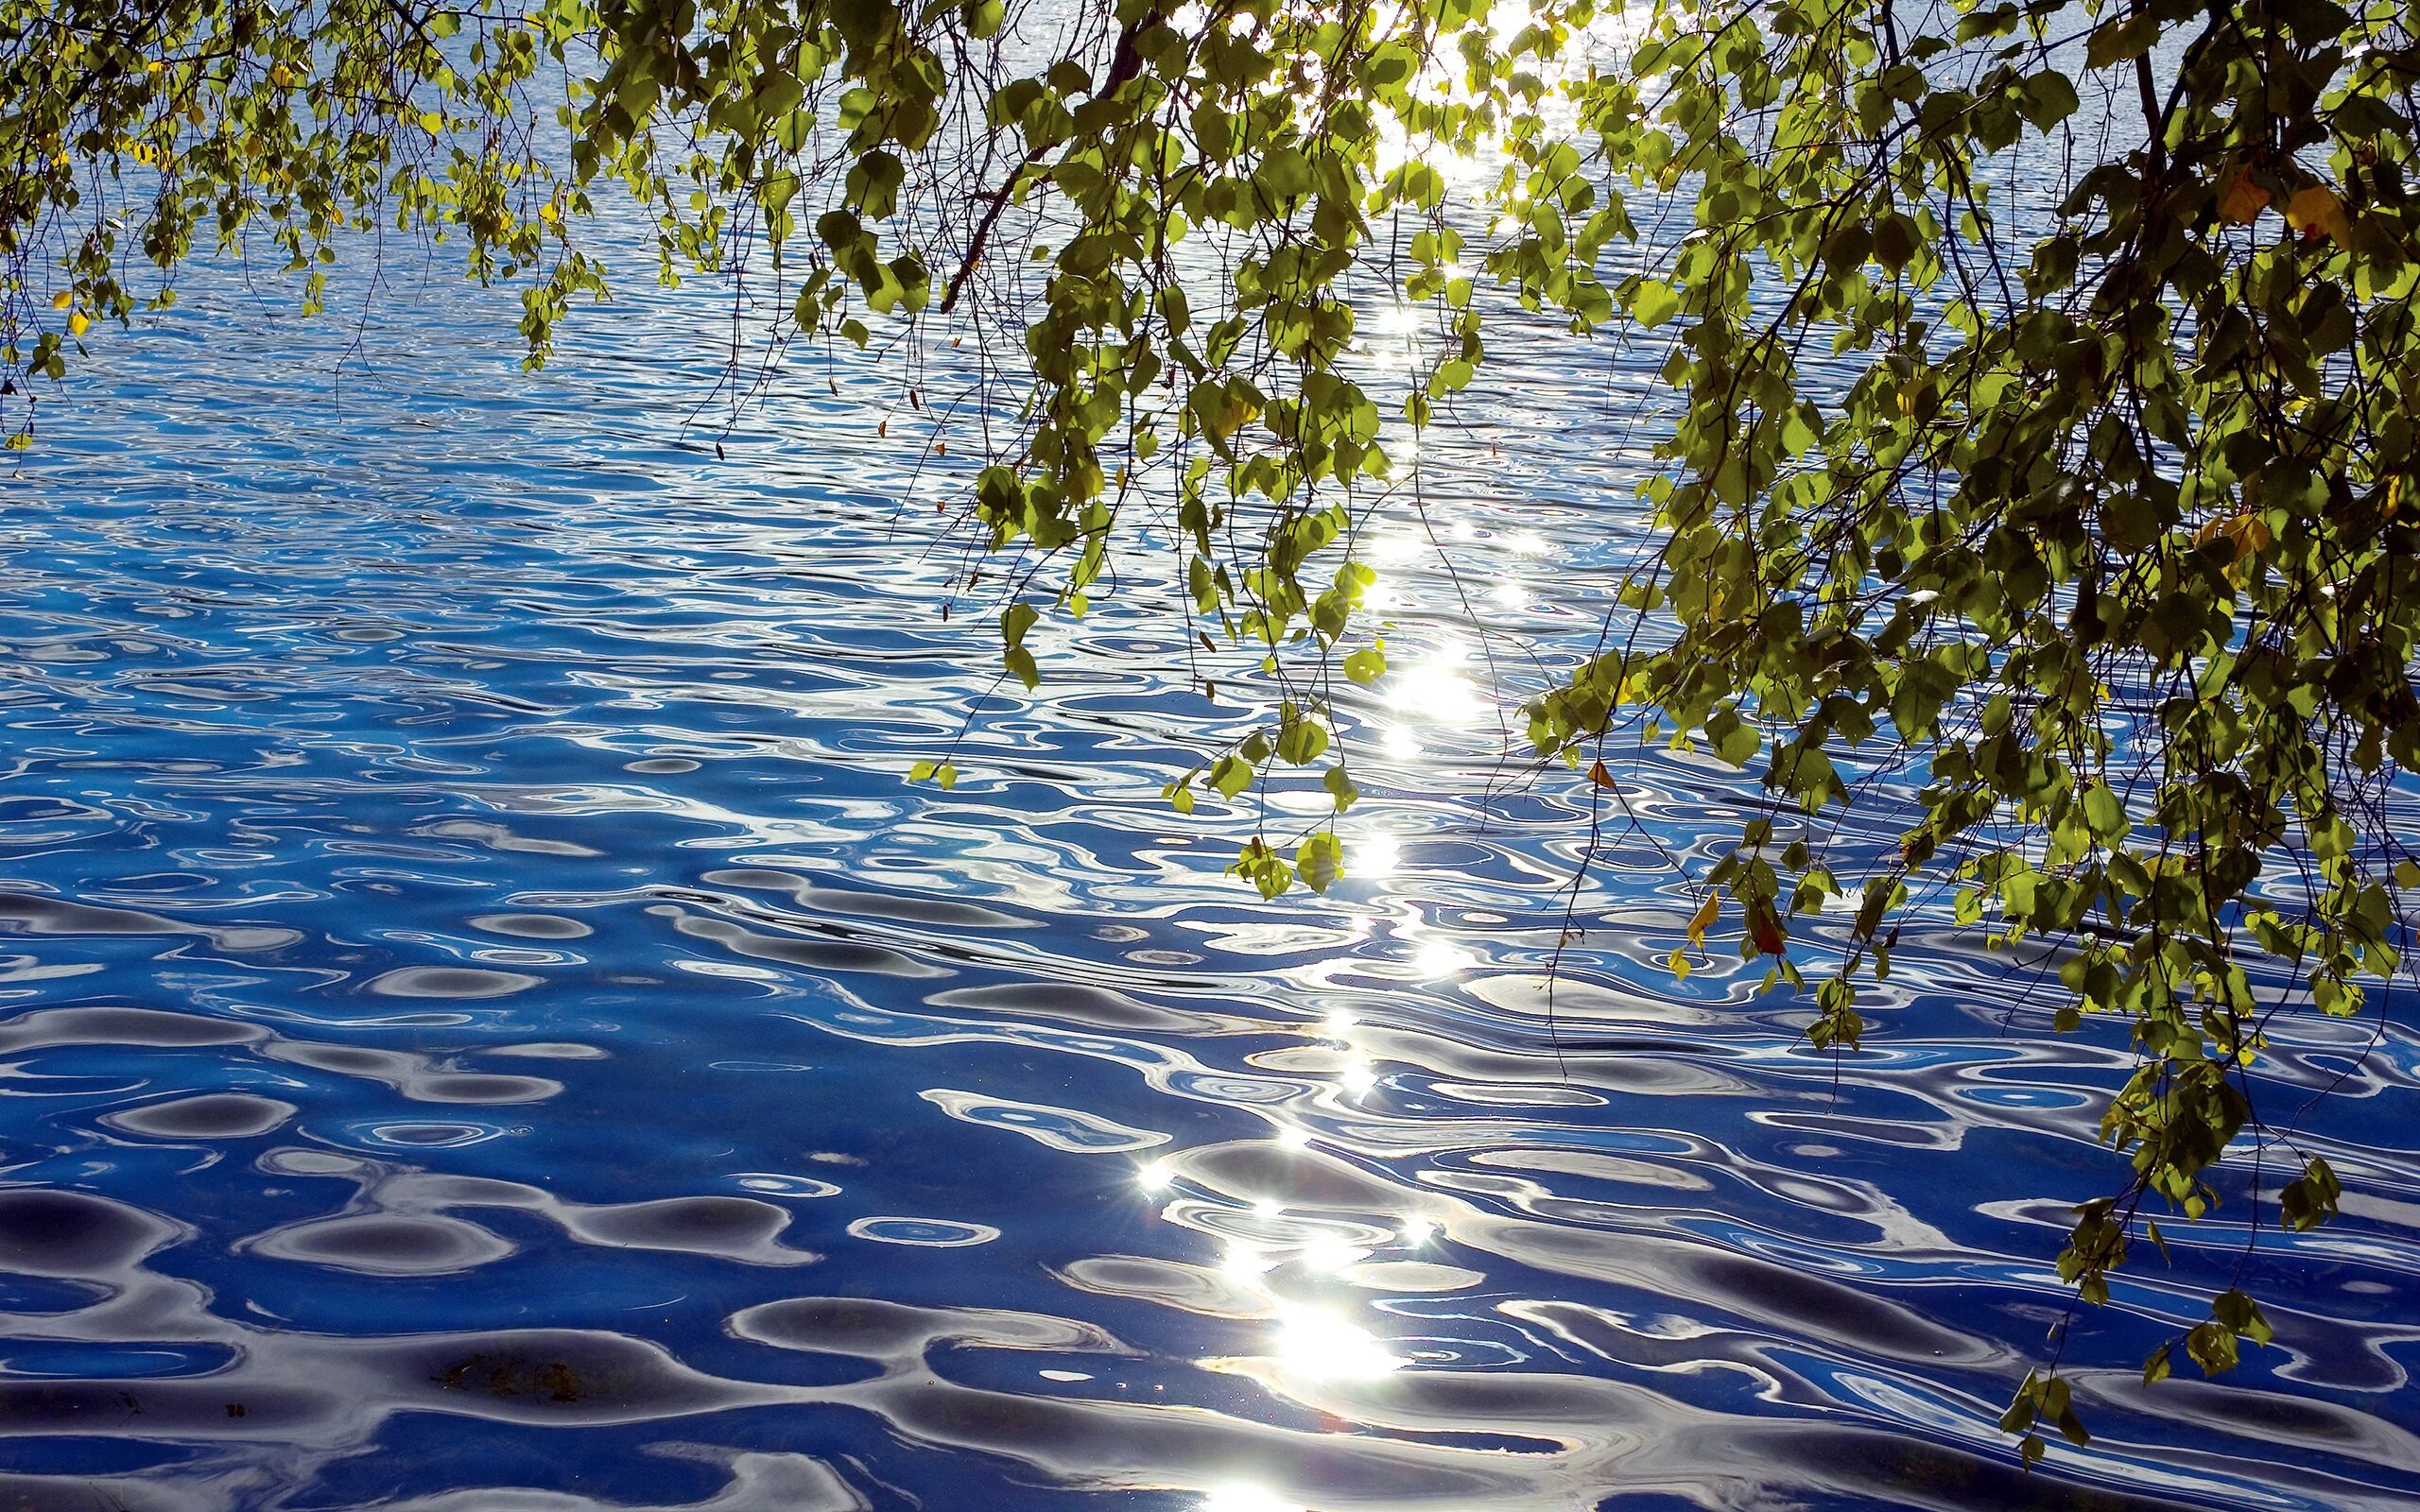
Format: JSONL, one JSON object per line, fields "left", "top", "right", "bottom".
{"left": 1586, "top": 759, "right": 1618, "bottom": 791}
{"left": 2218, "top": 171, "right": 2269, "bottom": 226}
{"left": 66, "top": 312, "right": 91, "bottom": 336}
{"left": 2288, "top": 185, "right": 2351, "bottom": 249}
{"left": 270, "top": 63, "right": 294, "bottom": 88}
{"left": 1687, "top": 892, "right": 1720, "bottom": 948}
{"left": 49, "top": 291, "right": 70, "bottom": 310}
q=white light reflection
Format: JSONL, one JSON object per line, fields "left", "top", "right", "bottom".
{"left": 1387, "top": 643, "right": 1484, "bottom": 726}
{"left": 1399, "top": 1216, "right": 1437, "bottom": 1247}
{"left": 1413, "top": 937, "right": 1475, "bottom": 978}
{"left": 1201, "top": 1486, "right": 1305, "bottom": 1512}
{"left": 1271, "top": 1303, "right": 1409, "bottom": 1380}
{"left": 1137, "top": 1158, "right": 1173, "bottom": 1193}
{"left": 1355, "top": 833, "right": 1400, "bottom": 880}
{"left": 1338, "top": 1057, "right": 1378, "bottom": 1098}
{"left": 1274, "top": 1124, "right": 1312, "bottom": 1150}
{"left": 1300, "top": 1237, "right": 1368, "bottom": 1274}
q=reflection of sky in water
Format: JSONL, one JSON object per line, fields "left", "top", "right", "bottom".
{"left": 0, "top": 77, "right": 2414, "bottom": 1512}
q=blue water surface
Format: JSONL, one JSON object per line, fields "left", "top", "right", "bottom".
{"left": 1, "top": 232, "right": 2417, "bottom": 1512}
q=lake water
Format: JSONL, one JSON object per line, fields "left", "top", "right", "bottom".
{"left": 2, "top": 220, "right": 2416, "bottom": 1512}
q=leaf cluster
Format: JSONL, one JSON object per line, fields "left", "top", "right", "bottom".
{"left": 11, "top": 0, "right": 2420, "bottom": 1457}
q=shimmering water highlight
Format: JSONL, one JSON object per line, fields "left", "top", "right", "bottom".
{"left": 0, "top": 237, "right": 2416, "bottom": 1512}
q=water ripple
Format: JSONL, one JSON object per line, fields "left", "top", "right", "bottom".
{"left": 0, "top": 224, "right": 2413, "bottom": 1512}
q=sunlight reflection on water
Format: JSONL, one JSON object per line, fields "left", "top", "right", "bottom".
{"left": 0, "top": 137, "right": 2414, "bottom": 1512}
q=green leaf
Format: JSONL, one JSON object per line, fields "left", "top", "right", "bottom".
{"left": 2213, "top": 1290, "right": 2273, "bottom": 1347}
{"left": 2186, "top": 1322, "right": 2239, "bottom": 1377}
{"left": 2081, "top": 783, "right": 2127, "bottom": 843}
{"left": 2017, "top": 72, "right": 2080, "bottom": 130}
{"left": 1209, "top": 754, "right": 1253, "bottom": 800}
{"left": 1256, "top": 146, "right": 1313, "bottom": 199}
{"left": 1297, "top": 831, "right": 1342, "bottom": 892}
{"left": 1629, "top": 279, "right": 1681, "bottom": 328}
{"left": 1708, "top": 710, "right": 1759, "bottom": 767}
{"left": 1323, "top": 765, "right": 1359, "bottom": 811}
{"left": 2083, "top": 13, "right": 2160, "bottom": 67}
{"left": 2143, "top": 1345, "right": 2171, "bottom": 1386}
{"left": 1276, "top": 715, "right": 1329, "bottom": 765}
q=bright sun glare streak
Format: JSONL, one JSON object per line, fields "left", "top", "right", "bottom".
{"left": 1301, "top": 1238, "right": 1368, "bottom": 1273}
{"left": 1138, "top": 1158, "right": 1172, "bottom": 1192}
{"left": 1272, "top": 1303, "right": 1409, "bottom": 1380}
{"left": 1388, "top": 644, "right": 1484, "bottom": 726}
{"left": 1339, "top": 1056, "right": 1378, "bottom": 1098}
{"left": 1355, "top": 833, "right": 1400, "bottom": 880}
{"left": 1201, "top": 1486, "right": 1305, "bottom": 1512}
{"left": 1413, "top": 937, "right": 1475, "bottom": 977}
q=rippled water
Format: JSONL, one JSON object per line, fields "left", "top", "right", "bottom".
{"left": 3, "top": 227, "right": 2418, "bottom": 1512}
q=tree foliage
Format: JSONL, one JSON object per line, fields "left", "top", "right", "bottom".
{"left": 9, "top": 0, "right": 2420, "bottom": 1456}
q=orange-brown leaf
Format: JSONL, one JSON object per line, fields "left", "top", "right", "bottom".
{"left": 2218, "top": 171, "right": 2270, "bottom": 226}
{"left": 2223, "top": 512, "right": 2273, "bottom": 556}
